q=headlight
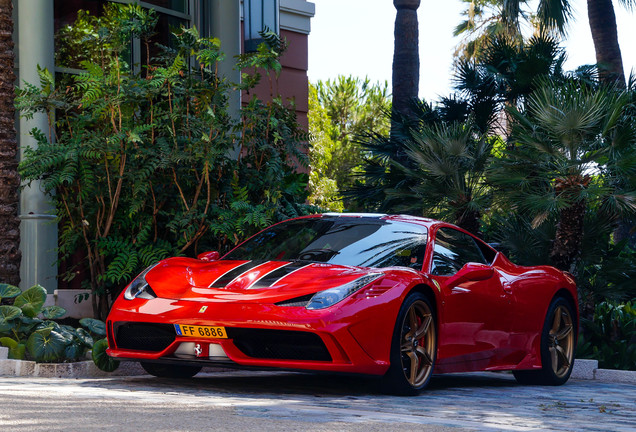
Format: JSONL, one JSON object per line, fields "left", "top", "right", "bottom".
{"left": 124, "top": 263, "right": 159, "bottom": 300}
{"left": 306, "top": 273, "right": 383, "bottom": 310}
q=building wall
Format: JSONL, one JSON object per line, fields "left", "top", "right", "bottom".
{"left": 242, "top": 0, "right": 315, "bottom": 173}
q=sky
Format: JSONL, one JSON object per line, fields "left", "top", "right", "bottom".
{"left": 307, "top": 0, "right": 636, "bottom": 101}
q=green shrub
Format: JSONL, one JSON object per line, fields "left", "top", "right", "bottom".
{"left": 577, "top": 300, "right": 636, "bottom": 371}
{"left": 0, "top": 284, "right": 114, "bottom": 370}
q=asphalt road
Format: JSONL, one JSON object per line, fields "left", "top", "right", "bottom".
{"left": 0, "top": 369, "right": 634, "bottom": 432}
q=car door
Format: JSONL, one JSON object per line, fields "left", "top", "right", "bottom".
{"left": 428, "top": 227, "right": 512, "bottom": 371}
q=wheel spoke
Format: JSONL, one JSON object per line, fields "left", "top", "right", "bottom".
{"left": 551, "top": 307, "right": 562, "bottom": 333}
{"left": 414, "top": 314, "right": 432, "bottom": 339}
{"left": 416, "top": 346, "right": 433, "bottom": 366}
{"left": 401, "top": 340, "right": 412, "bottom": 353}
{"left": 556, "top": 345, "right": 570, "bottom": 368}
{"left": 408, "top": 307, "right": 418, "bottom": 334}
{"left": 549, "top": 346, "right": 558, "bottom": 372}
{"left": 407, "top": 351, "right": 419, "bottom": 384}
{"left": 556, "top": 324, "right": 572, "bottom": 341}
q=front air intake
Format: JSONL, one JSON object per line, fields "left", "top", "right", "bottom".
{"left": 114, "top": 322, "right": 176, "bottom": 352}
{"left": 228, "top": 328, "right": 331, "bottom": 361}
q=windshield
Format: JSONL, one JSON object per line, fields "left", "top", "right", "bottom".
{"left": 223, "top": 216, "right": 428, "bottom": 269}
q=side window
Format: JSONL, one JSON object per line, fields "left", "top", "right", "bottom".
{"left": 474, "top": 238, "right": 497, "bottom": 264}
{"left": 430, "top": 228, "right": 487, "bottom": 276}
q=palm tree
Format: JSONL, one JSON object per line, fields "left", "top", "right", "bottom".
{"left": 454, "top": 0, "right": 524, "bottom": 59}
{"left": 0, "top": 0, "right": 21, "bottom": 286}
{"left": 353, "top": 98, "right": 496, "bottom": 235}
{"left": 489, "top": 79, "right": 636, "bottom": 272}
{"left": 586, "top": 0, "right": 629, "bottom": 86}
{"left": 454, "top": 0, "right": 569, "bottom": 61}
{"left": 390, "top": 122, "right": 494, "bottom": 234}
{"left": 454, "top": 33, "right": 566, "bottom": 110}
{"left": 392, "top": 0, "right": 420, "bottom": 119}
{"left": 457, "top": 0, "right": 633, "bottom": 86}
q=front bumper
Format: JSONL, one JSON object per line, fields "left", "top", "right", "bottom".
{"left": 106, "top": 295, "right": 400, "bottom": 376}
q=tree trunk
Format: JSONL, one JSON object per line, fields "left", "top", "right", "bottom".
{"left": 392, "top": 0, "right": 420, "bottom": 119}
{"left": 587, "top": 0, "right": 625, "bottom": 87}
{"left": 550, "top": 199, "right": 585, "bottom": 273}
{"left": 0, "top": 0, "right": 21, "bottom": 286}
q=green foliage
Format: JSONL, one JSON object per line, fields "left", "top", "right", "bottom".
{"left": 26, "top": 327, "right": 70, "bottom": 363}
{"left": 17, "top": 5, "right": 314, "bottom": 319}
{"left": 353, "top": 96, "right": 497, "bottom": 234}
{"left": 0, "top": 285, "right": 111, "bottom": 367}
{"left": 79, "top": 318, "right": 106, "bottom": 337}
{"left": 92, "top": 338, "right": 120, "bottom": 372}
{"left": 13, "top": 285, "right": 47, "bottom": 318}
{"left": 308, "top": 77, "right": 391, "bottom": 211}
{"left": 453, "top": 0, "right": 571, "bottom": 60}
{"left": 0, "top": 283, "right": 21, "bottom": 301}
{"left": 577, "top": 300, "right": 636, "bottom": 370}
{"left": 41, "top": 306, "right": 67, "bottom": 320}
{"left": 488, "top": 78, "right": 636, "bottom": 272}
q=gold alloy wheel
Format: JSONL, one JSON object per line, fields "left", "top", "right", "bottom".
{"left": 548, "top": 305, "right": 574, "bottom": 378}
{"left": 399, "top": 300, "right": 436, "bottom": 387}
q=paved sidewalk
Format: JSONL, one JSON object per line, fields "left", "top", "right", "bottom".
{"left": 0, "top": 370, "right": 634, "bottom": 431}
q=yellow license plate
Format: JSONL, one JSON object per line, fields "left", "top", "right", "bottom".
{"left": 174, "top": 324, "right": 227, "bottom": 339}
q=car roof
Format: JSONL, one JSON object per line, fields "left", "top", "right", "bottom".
{"left": 318, "top": 212, "right": 438, "bottom": 228}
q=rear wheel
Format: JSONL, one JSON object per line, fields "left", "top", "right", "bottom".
{"left": 381, "top": 292, "right": 437, "bottom": 395}
{"left": 513, "top": 296, "right": 576, "bottom": 385}
{"left": 140, "top": 362, "right": 202, "bottom": 379}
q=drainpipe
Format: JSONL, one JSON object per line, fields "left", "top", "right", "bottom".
{"left": 17, "top": 0, "right": 57, "bottom": 294}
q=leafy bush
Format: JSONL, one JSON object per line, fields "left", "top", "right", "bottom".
{"left": 17, "top": 4, "right": 315, "bottom": 319}
{"left": 0, "top": 284, "right": 111, "bottom": 368}
{"left": 577, "top": 300, "right": 636, "bottom": 371}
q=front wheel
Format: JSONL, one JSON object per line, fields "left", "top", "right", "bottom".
{"left": 381, "top": 292, "right": 437, "bottom": 395}
{"left": 513, "top": 296, "right": 576, "bottom": 385}
{"left": 140, "top": 362, "right": 202, "bottom": 379}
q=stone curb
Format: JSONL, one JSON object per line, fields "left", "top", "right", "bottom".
{"left": 571, "top": 358, "right": 636, "bottom": 384}
{"left": 0, "top": 351, "right": 145, "bottom": 378}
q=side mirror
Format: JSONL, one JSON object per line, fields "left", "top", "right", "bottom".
{"left": 197, "top": 251, "right": 220, "bottom": 262}
{"left": 445, "top": 262, "right": 494, "bottom": 289}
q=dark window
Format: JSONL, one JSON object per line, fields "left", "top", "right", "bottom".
{"left": 430, "top": 228, "right": 487, "bottom": 276}
{"left": 224, "top": 217, "right": 428, "bottom": 269}
{"left": 244, "top": 0, "right": 279, "bottom": 52}
{"left": 54, "top": 0, "right": 192, "bottom": 70}
{"left": 142, "top": 0, "right": 188, "bottom": 14}
{"left": 475, "top": 238, "right": 497, "bottom": 264}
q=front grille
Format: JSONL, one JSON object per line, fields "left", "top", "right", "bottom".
{"left": 228, "top": 328, "right": 331, "bottom": 361}
{"left": 114, "top": 322, "right": 176, "bottom": 352}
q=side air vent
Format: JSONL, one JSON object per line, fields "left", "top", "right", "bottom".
{"left": 275, "top": 293, "right": 314, "bottom": 307}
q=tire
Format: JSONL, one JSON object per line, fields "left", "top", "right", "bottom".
{"left": 513, "top": 296, "right": 576, "bottom": 386}
{"left": 381, "top": 292, "right": 437, "bottom": 395}
{"left": 140, "top": 362, "right": 202, "bottom": 379}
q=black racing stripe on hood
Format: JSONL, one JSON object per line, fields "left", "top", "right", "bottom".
{"left": 209, "top": 260, "right": 265, "bottom": 288}
{"left": 248, "top": 262, "right": 312, "bottom": 289}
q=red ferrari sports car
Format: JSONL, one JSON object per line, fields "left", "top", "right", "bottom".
{"left": 106, "top": 213, "right": 578, "bottom": 394}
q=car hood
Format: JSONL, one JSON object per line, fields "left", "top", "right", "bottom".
{"left": 144, "top": 257, "right": 378, "bottom": 303}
